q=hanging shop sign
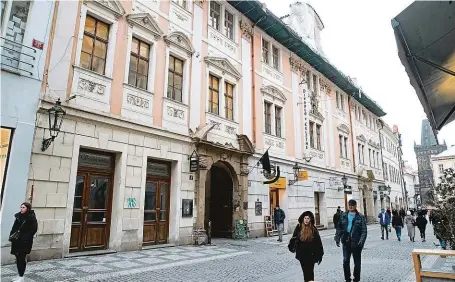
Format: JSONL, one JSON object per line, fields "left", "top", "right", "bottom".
{"left": 189, "top": 150, "right": 199, "bottom": 172}
{"left": 298, "top": 170, "right": 309, "bottom": 180}
{"left": 269, "top": 177, "right": 286, "bottom": 189}
{"left": 344, "top": 185, "right": 353, "bottom": 194}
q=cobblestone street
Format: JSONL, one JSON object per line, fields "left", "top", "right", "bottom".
{"left": 1, "top": 225, "right": 450, "bottom": 282}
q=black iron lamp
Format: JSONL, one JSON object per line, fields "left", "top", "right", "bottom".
{"left": 338, "top": 174, "right": 348, "bottom": 191}
{"left": 42, "top": 99, "right": 66, "bottom": 151}
{"left": 288, "top": 162, "right": 302, "bottom": 185}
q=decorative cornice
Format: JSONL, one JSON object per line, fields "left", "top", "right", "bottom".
{"left": 289, "top": 55, "right": 303, "bottom": 73}
{"left": 239, "top": 20, "right": 253, "bottom": 42}
{"left": 368, "top": 139, "right": 380, "bottom": 149}
{"left": 357, "top": 134, "right": 367, "bottom": 143}
{"left": 261, "top": 85, "right": 287, "bottom": 102}
{"left": 204, "top": 56, "right": 242, "bottom": 80}
{"left": 87, "top": 0, "right": 125, "bottom": 18}
{"left": 310, "top": 110, "right": 325, "bottom": 122}
{"left": 319, "top": 78, "right": 332, "bottom": 94}
{"left": 337, "top": 124, "right": 350, "bottom": 134}
{"left": 194, "top": 0, "right": 205, "bottom": 8}
{"left": 164, "top": 31, "right": 195, "bottom": 57}
{"left": 126, "top": 13, "right": 163, "bottom": 40}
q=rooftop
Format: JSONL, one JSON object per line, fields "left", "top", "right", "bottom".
{"left": 228, "top": 0, "right": 386, "bottom": 117}
{"left": 432, "top": 145, "right": 455, "bottom": 160}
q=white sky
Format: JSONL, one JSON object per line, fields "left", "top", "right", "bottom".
{"left": 264, "top": 0, "right": 455, "bottom": 168}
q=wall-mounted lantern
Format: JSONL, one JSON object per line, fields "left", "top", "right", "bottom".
{"left": 289, "top": 162, "right": 302, "bottom": 185}
{"left": 42, "top": 99, "right": 66, "bottom": 151}
{"left": 338, "top": 174, "right": 348, "bottom": 192}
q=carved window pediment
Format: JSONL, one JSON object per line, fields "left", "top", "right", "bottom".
{"left": 368, "top": 139, "right": 380, "bottom": 149}
{"left": 164, "top": 31, "right": 195, "bottom": 57}
{"left": 88, "top": 0, "right": 125, "bottom": 18}
{"left": 310, "top": 110, "right": 325, "bottom": 122}
{"left": 357, "top": 134, "right": 367, "bottom": 143}
{"left": 337, "top": 124, "right": 350, "bottom": 134}
{"left": 261, "top": 85, "right": 286, "bottom": 102}
{"left": 127, "top": 13, "right": 163, "bottom": 39}
{"left": 205, "top": 57, "right": 242, "bottom": 80}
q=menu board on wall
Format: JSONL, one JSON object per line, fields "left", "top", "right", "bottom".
{"left": 1, "top": 128, "right": 13, "bottom": 203}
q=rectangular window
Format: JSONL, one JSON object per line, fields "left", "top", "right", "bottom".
{"left": 128, "top": 37, "right": 150, "bottom": 90}
{"left": 362, "top": 145, "right": 365, "bottom": 163}
{"left": 316, "top": 124, "right": 321, "bottom": 150}
{"left": 339, "top": 135, "right": 343, "bottom": 158}
{"left": 224, "top": 9, "right": 234, "bottom": 40}
{"left": 262, "top": 39, "right": 269, "bottom": 64}
{"left": 272, "top": 46, "right": 279, "bottom": 70}
{"left": 439, "top": 164, "right": 444, "bottom": 174}
{"left": 173, "top": 0, "right": 187, "bottom": 9}
{"left": 209, "top": 1, "right": 220, "bottom": 30}
{"left": 372, "top": 150, "right": 376, "bottom": 168}
{"left": 275, "top": 106, "right": 282, "bottom": 138}
{"left": 224, "top": 82, "right": 234, "bottom": 120}
{"left": 167, "top": 55, "right": 184, "bottom": 102}
{"left": 310, "top": 122, "right": 315, "bottom": 148}
{"left": 264, "top": 102, "right": 272, "bottom": 134}
{"left": 81, "top": 15, "right": 109, "bottom": 75}
{"left": 369, "top": 148, "right": 372, "bottom": 167}
{"left": 358, "top": 143, "right": 362, "bottom": 164}
{"left": 340, "top": 93, "right": 345, "bottom": 111}
{"left": 208, "top": 74, "right": 220, "bottom": 115}
{"left": 312, "top": 74, "right": 317, "bottom": 93}
{"left": 336, "top": 91, "right": 340, "bottom": 109}
{"left": 344, "top": 137, "right": 348, "bottom": 159}
{"left": 306, "top": 70, "right": 310, "bottom": 86}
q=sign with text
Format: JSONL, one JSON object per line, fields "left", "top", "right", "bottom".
{"left": 329, "top": 177, "right": 341, "bottom": 187}
{"left": 269, "top": 177, "right": 286, "bottom": 189}
{"left": 189, "top": 159, "right": 199, "bottom": 172}
{"left": 32, "top": 39, "right": 44, "bottom": 50}
{"left": 298, "top": 170, "right": 309, "bottom": 180}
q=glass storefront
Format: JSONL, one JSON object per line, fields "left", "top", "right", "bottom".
{"left": 1, "top": 127, "right": 13, "bottom": 207}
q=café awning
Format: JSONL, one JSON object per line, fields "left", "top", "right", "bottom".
{"left": 392, "top": 1, "right": 455, "bottom": 132}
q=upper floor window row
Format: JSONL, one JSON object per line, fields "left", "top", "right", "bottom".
{"left": 81, "top": 15, "right": 109, "bottom": 75}
{"left": 336, "top": 91, "right": 345, "bottom": 112}
{"left": 210, "top": 1, "right": 235, "bottom": 40}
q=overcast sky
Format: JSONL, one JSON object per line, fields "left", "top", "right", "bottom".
{"left": 263, "top": 0, "right": 455, "bottom": 168}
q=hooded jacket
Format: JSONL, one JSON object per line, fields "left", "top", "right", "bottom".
{"left": 292, "top": 211, "right": 324, "bottom": 263}
{"left": 10, "top": 210, "right": 38, "bottom": 254}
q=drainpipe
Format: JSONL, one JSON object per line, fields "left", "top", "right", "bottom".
{"left": 250, "top": 28, "right": 256, "bottom": 144}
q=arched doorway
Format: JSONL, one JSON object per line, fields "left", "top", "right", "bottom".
{"left": 205, "top": 161, "right": 235, "bottom": 238}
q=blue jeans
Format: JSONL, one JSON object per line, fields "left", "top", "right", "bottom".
{"left": 395, "top": 226, "right": 402, "bottom": 239}
{"left": 343, "top": 245, "right": 362, "bottom": 282}
{"left": 440, "top": 240, "right": 447, "bottom": 249}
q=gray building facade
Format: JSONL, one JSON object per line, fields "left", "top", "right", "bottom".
{"left": 414, "top": 120, "right": 447, "bottom": 207}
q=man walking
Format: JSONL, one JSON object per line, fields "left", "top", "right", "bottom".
{"left": 333, "top": 206, "right": 342, "bottom": 229}
{"left": 274, "top": 205, "right": 285, "bottom": 242}
{"left": 335, "top": 199, "right": 367, "bottom": 282}
{"left": 378, "top": 208, "right": 391, "bottom": 240}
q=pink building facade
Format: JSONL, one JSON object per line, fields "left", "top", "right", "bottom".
{"left": 7, "top": 0, "right": 387, "bottom": 262}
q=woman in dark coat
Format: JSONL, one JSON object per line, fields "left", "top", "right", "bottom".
{"left": 415, "top": 211, "right": 428, "bottom": 242}
{"left": 391, "top": 210, "right": 404, "bottom": 241}
{"left": 292, "top": 211, "right": 324, "bottom": 282}
{"left": 9, "top": 202, "right": 38, "bottom": 282}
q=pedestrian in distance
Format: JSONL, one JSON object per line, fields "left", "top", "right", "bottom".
{"left": 289, "top": 211, "right": 324, "bottom": 282}
{"left": 274, "top": 205, "right": 285, "bottom": 242}
{"left": 333, "top": 206, "right": 342, "bottom": 229}
{"left": 399, "top": 208, "right": 406, "bottom": 223}
{"left": 378, "top": 208, "right": 391, "bottom": 240}
{"left": 335, "top": 199, "right": 367, "bottom": 282}
{"left": 386, "top": 208, "right": 392, "bottom": 232}
{"left": 404, "top": 210, "right": 416, "bottom": 242}
{"left": 392, "top": 210, "right": 404, "bottom": 241}
{"left": 9, "top": 202, "right": 38, "bottom": 282}
{"left": 415, "top": 211, "right": 428, "bottom": 242}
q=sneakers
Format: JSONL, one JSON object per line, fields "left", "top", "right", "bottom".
{"left": 398, "top": 237, "right": 401, "bottom": 241}
{"left": 12, "top": 277, "right": 24, "bottom": 282}
{"left": 11, "top": 276, "right": 19, "bottom": 282}
{"left": 381, "top": 237, "right": 384, "bottom": 240}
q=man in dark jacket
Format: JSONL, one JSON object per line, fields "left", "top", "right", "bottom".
{"left": 274, "top": 205, "right": 285, "bottom": 242}
{"left": 333, "top": 206, "right": 342, "bottom": 229}
{"left": 378, "top": 208, "right": 391, "bottom": 240}
{"left": 335, "top": 199, "right": 367, "bottom": 282}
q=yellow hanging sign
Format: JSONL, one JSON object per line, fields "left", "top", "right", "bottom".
{"left": 299, "top": 170, "right": 309, "bottom": 180}
{"left": 269, "top": 177, "right": 286, "bottom": 189}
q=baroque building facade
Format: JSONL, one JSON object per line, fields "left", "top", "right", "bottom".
{"left": 2, "top": 0, "right": 389, "bottom": 263}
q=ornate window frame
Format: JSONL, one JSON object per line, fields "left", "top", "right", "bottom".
{"left": 261, "top": 85, "right": 286, "bottom": 138}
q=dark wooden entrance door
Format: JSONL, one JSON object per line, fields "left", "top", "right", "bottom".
{"left": 314, "top": 192, "right": 321, "bottom": 225}
{"left": 209, "top": 165, "right": 233, "bottom": 238}
{"left": 143, "top": 160, "right": 171, "bottom": 245}
{"left": 70, "top": 151, "right": 114, "bottom": 252}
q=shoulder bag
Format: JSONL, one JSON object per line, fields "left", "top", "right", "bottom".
{"left": 9, "top": 220, "right": 26, "bottom": 242}
{"left": 288, "top": 224, "right": 300, "bottom": 253}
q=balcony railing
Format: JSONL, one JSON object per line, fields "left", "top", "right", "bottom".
{"left": 1, "top": 37, "right": 37, "bottom": 76}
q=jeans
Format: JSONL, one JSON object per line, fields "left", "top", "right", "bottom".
{"left": 381, "top": 224, "right": 389, "bottom": 239}
{"left": 439, "top": 240, "right": 447, "bottom": 249}
{"left": 300, "top": 259, "right": 315, "bottom": 282}
{"left": 395, "top": 226, "right": 402, "bottom": 239}
{"left": 343, "top": 245, "right": 362, "bottom": 282}
{"left": 277, "top": 223, "right": 284, "bottom": 241}
{"left": 419, "top": 228, "right": 426, "bottom": 240}
{"left": 15, "top": 252, "right": 27, "bottom": 277}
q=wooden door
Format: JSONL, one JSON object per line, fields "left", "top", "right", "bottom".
{"left": 270, "top": 189, "right": 279, "bottom": 224}
{"left": 314, "top": 193, "right": 321, "bottom": 225}
{"left": 70, "top": 151, "right": 114, "bottom": 252}
{"left": 143, "top": 180, "right": 170, "bottom": 245}
{"left": 70, "top": 173, "right": 112, "bottom": 251}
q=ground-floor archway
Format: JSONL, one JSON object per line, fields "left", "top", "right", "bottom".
{"left": 205, "top": 161, "right": 234, "bottom": 238}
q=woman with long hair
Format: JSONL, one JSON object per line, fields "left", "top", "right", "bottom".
{"left": 392, "top": 210, "right": 404, "bottom": 241}
{"left": 9, "top": 202, "right": 38, "bottom": 282}
{"left": 292, "top": 211, "right": 324, "bottom": 282}
{"left": 404, "top": 210, "right": 416, "bottom": 242}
